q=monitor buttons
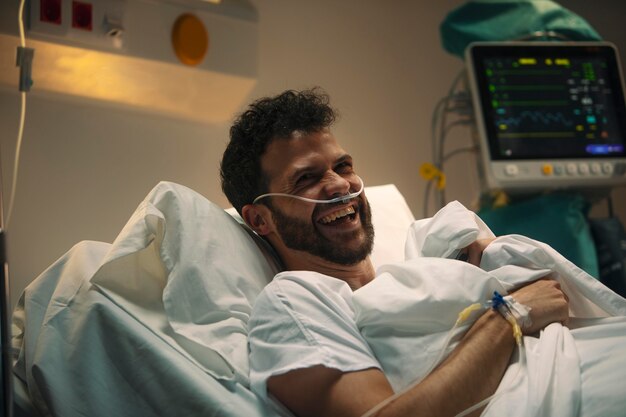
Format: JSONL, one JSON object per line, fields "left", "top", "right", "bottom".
{"left": 566, "top": 163, "right": 578, "bottom": 175}
{"left": 553, "top": 165, "right": 564, "bottom": 176}
{"left": 590, "top": 163, "right": 602, "bottom": 175}
{"left": 504, "top": 164, "right": 519, "bottom": 177}
{"left": 603, "top": 162, "right": 614, "bottom": 175}
{"left": 542, "top": 164, "right": 553, "bottom": 176}
{"left": 578, "top": 163, "right": 590, "bottom": 175}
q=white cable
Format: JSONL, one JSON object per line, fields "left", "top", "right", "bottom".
{"left": 422, "top": 179, "right": 433, "bottom": 220}
{"left": 443, "top": 146, "right": 479, "bottom": 164}
{"left": 454, "top": 342, "right": 525, "bottom": 417}
{"left": 6, "top": 93, "right": 25, "bottom": 231}
{"left": 426, "top": 69, "right": 470, "bottom": 215}
{"left": 360, "top": 305, "right": 477, "bottom": 417}
{"left": 431, "top": 97, "right": 448, "bottom": 164}
{"left": 424, "top": 96, "right": 448, "bottom": 218}
{"left": 6, "top": 0, "right": 28, "bottom": 230}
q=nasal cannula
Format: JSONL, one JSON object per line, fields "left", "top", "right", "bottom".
{"left": 360, "top": 291, "right": 527, "bottom": 417}
{"left": 252, "top": 176, "right": 364, "bottom": 205}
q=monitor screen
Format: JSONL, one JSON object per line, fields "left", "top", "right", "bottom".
{"left": 466, "top": 42, "right": 626, "bottom": 192}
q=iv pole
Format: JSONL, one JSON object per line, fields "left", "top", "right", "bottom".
{"left": 0, "top": 176, "right": 11, "bottom": 417}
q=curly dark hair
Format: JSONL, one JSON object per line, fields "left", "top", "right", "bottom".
{"left": 220, "top": 88, "right": 338, "bottom": 214}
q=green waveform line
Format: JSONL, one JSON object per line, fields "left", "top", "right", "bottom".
{"left": 498, "top": 100, "right": 570, "bottom": 106}
{"left": 497, "top": 131, "right": 576, "bottom": 139}
{"left": 494, "top": 85, "right": 567, "bottom": 91}
{"left": 493, "top": 69, "right": 563, "bottom": 75}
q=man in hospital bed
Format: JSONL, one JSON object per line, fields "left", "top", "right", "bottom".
{"left": 220, "top": 88, "right": 626, "bottom": 417}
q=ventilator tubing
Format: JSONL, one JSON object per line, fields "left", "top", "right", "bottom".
{"left": 253, "top": 176, "right": 364, "bottom": 205}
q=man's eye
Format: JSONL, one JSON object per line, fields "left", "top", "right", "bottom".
{"left": 296, "top": 174, "right": 314, "bottom": 185}
{"left": 336, "top": 162, "right": 353, "bottom": 173}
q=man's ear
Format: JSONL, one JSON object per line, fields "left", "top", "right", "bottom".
{"left": 241, "top": 204, "right": 273, "bottom": 236}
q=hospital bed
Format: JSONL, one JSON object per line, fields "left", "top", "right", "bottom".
{"left": 11, "top": 181, "right": 626, "bottom": 417}
{"left": 11, "top": 181, "right": 416, "bottom": 417}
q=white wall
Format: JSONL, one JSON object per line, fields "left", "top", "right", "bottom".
{"left": 1, "top": 0, "right": 626, "bottom": 308}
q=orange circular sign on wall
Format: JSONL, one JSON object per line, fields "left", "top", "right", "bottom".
{"left": 171, "top": 13, "right": 209, "bottom": 66}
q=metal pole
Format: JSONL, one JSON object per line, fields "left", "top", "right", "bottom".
{"left": 0, "top": 68, "right": 13, "bottom": 417}
{"left": 0, "top": 228, "right": 11, "bottom": 417}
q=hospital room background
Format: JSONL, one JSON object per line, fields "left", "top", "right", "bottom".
{"left": 1, "top": 0, "right": 626, "bottom": 316}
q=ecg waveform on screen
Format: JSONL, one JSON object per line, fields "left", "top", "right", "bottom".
{"left": 496, "top": 110, "right": 575, "bottom": 128}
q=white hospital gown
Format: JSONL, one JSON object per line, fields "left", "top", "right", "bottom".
{"left": 248, "top": 270, "right": 382, "bottom": 402}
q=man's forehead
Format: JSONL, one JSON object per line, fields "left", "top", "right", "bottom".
{"left": 261, "top": 130, "right": 348, "bottom": 180}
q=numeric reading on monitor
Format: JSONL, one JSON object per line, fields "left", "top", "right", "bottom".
{"left": 484, "top": 54, "right": 622, "bottom": 159}
{"left": 467, "top": 42, "right": 626, "bottom": 192}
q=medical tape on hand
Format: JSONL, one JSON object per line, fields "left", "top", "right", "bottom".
{"left": 489, "top": 291, "right": 529, "bottom": 346}
{"left": 503, "top": 295, "right": 532, "bottom": 330}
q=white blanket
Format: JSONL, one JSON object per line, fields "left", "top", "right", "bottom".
{"left": 353, "top": 201, "right": 626, "bottom": 417}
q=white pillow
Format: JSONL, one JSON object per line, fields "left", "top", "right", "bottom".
{"left": 366, "top": 184, "right": 416, "bottom": 268}
{"left": 91, "top": 181, "right": 414, "bottom": 386}
{"left": 91, "top": 182, "right": 279, "bottom": 385}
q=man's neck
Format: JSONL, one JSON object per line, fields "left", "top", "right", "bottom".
{"left": 280, "top": 251, "right": 375, "bottom": 290}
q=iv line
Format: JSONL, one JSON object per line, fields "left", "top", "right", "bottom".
{"left": 7, "top": 0, "right": 32, "bottom": 230}
{"left": 360, "top": 294, "right": 526, "bottom": 417}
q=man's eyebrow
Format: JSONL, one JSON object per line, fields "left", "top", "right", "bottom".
{"left": 286, "top": 153, "right": 353, "bottom": 183}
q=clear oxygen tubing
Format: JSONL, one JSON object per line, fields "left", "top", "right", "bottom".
{"left": 360, "top": 296, "right": 526, "bottom": 417}
{"left": 252, "top": 175, "right": 364, "bottom": 205}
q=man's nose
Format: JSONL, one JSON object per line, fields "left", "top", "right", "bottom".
{"left": 322, "top": 171, "right": 351, "bottom": 198}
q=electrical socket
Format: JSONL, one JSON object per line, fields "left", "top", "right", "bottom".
{"left": 71, "top": 1, "right": 93, "bottom": 31}
{"left": 28, "top": 0, "right": 125, "bottom": 50}
{"left": 40, "top": 0, "right": 62, "bottom": 25}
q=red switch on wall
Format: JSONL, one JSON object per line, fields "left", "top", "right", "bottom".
{"left": 72, "top": 1, "right": 93, "bottom": 31}
{"left": 40, "top": 0, "right": 62, "bottom": 25}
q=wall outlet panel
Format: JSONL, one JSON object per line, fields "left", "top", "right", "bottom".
{"left": 29, "top": 0, "right": 125, "bottom": 51}
{"left": 26, "top": 0, "right": 258, "bottom": 78}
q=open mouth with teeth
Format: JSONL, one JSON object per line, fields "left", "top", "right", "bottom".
{"left": 319, "top": 206, "right": 357, "bottom": 225}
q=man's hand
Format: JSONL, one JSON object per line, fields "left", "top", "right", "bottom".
{"left": 463, "top": 238, "right": 495, "bottom": 267}
{"left": 460, "top": 238, "right": 570, "bottom": 334}
{"left": 509, "top": 279, "right": 569, "bottom": 334}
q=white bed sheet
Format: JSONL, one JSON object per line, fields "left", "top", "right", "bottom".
{"left": 12, "top": 241, "right": 282, "bottom": 417}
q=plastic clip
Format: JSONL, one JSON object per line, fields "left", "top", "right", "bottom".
{"left": 419, "top": 163, "right": 446, "bottom": 190}
{"left": 16, "top": 46, "right": 35, "bottom": 92}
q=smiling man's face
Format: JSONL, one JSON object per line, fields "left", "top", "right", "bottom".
{"left": 258, "top": 129, "right": 374, "bottom": 265}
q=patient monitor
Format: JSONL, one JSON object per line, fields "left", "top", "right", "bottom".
{"left": 466, "top": 42, "right": 626, "bottom": 193}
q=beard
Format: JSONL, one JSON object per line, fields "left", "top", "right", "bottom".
{"left": 269, "top": 198, "right": 375, "bottom": 266}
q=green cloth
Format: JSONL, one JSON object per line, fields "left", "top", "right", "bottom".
{"left": 478, "top": 193, "right": 599, "bottom": 277}
{"left": 441, "top": 0, "right": 602, "bottom": 58}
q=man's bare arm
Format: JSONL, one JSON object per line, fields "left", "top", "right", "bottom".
{"left": 267, "top": 279, "right": 568, "bottom": 417}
